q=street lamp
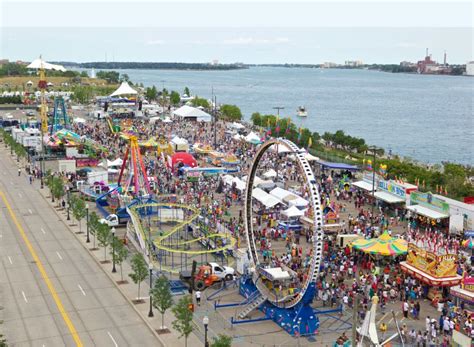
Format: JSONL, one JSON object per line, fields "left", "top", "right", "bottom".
{"left": 203, "top": 316, "right": 209, "bottom": 347}
{"left": 148, "top": 263, "right": 154, "bottom": 317}
{"left": 111, "top": 227, "right": 117, "bottom": 273}
{"left": 66, "top": 186, "right": 70, "bottom": 221}
{"left": 85, "top": 204, "right": 90, "bottom": 243}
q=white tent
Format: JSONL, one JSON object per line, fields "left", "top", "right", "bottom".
{"left": 110, "top": 82, "right": 138, "bottom": 97}
{"left": 230, "top": 122, "right": 245, "bottom": 130}
{"left": 173, "top": 105, "right": 211, "bottom": 122}
{"left": 245, "top": 132, "right": 262, "bottom": 144}
{"left": 269, "top": 187, "right": 293, "bottom": 201}
{"left": 171, "top": 136, "right": 189, "bottom": 151}
{"left": 233, "top": 134, "right": 243, "bottom": 141}
{"left": 252, "top": 188, "right": 280, "bottom": 208}
{"left": 27, "top": 58, "right": 66, "bottom": 72}
{"left": 109, "top": 158, "right": 123, "bottom": 167}
{"left": 285, "top": 195, "right": 309, "bottom": 207}
{"left": 304, "top": 152, "right": 320, "bottom": 161}
{"left": 263, "top": 169, "right": 277, "bottom": 179}
{"left": 282, "top": 205, "right": 305, "bottom": 218}
{"left": 73, "top": 117, "right": 86, "bottom": 124}
{"left": 232, "top": 177, "right": 246, "bottom": 191}
{"left": 26, "top": 80, "right": 33, "bottom": 85}
{"left": 162, "top": 117, "right": 172, "bottom": 123}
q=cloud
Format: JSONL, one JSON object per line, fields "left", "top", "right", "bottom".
{"left": 146, "top": 39, "right": 166, "bottom": 45}
{"left": 223, "top": 37, "right": 290, "bottom": 45}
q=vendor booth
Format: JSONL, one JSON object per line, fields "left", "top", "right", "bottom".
{"left": 450, "top": 275, "right": 474, "bottom": 314}
{"left": 400, "top": 243, "right": 462, "bottom": 287}
{"left": 406, "top": 192, "right": 450, "bottom": 230}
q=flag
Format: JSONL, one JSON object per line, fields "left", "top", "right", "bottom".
{"left": 266, "top": 118, "right": 272, "bottom": 136}
{"left": 275, "top": 116, "right": 280, "bottom": 134}
{"left": 308, "top": 136, "right": 312, "bottom": 148}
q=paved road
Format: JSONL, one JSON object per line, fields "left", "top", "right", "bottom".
{"left": 0, "top": 147, "right": 160, "bottom": 346}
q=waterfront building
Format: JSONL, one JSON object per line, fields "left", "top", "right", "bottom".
{"left": 466, "top": 61, "right": 474, "bottom": 76}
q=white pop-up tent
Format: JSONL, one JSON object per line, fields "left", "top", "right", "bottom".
{"left": 263, "top": 169, "right": 277, "bottom": 179}
{"left": 252, "top": 188, "right": 281, "bottom": 208}
{"left": 282, "top": 205, "right": 305, "bottom": 218}
{"left": 110, "top": 82, "right": 138, "bottom": 97}
{"left": 170, "top": 136, "right": 189, "bottom": 151}
{"left": 245, "top": 132, "right": 262, "bottom": 144}
{"left": 173, "top": 105, "right": 211, "bottom": 122}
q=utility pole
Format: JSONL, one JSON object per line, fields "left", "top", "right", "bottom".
{"left": 352, "top": 292, "right": 359, "bottom": 346}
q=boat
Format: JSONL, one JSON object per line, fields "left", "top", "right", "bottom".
{"left": 297, "top": 106, "right": 307, "bottom": 117}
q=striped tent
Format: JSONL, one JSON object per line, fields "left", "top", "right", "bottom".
{"left": 351, "top": 231, "right": 407, "bottom": 256}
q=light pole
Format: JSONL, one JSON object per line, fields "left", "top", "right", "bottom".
{"left": 85, "top": 204, "right": 90, "bottom": 243}
{"left": 66, "top": 186, "right": 70, "bottom": 221}
{"left": 203, "top": 316, "right": 209, "bottom": 347}
{"left": 148, "top": 263, "right": 154, "bottom": 317}
{"left": 111, "top": 227, "right": 117, "bottom": 273}
{"left": 369, "top": 146, "right": 377, "bottom": 225}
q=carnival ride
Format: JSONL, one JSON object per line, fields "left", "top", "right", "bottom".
{"left": 50, "top": 96, "right": 69, "bottom": 134}
{"left": 96, "top": 131, "right": 153, "bottom": 220}
{"left": 213, "top": 138, "right": 332, "bottom": 337}
{"left": 127, "top": 201, "right": 236, "bottom": 275}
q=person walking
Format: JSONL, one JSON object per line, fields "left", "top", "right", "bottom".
{"left": 195, "top": 290, "right": 201, "bottom": 306}
{"left": 403, "top": 300, "right": 409, "bottom": 319}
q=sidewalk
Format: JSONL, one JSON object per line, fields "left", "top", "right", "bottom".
{"left": 37, "top": 186, "right": 204, "bottom": 347}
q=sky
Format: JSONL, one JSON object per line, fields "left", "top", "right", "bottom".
{"left": 1, "top": 0, "right": 473, "bottom": 64}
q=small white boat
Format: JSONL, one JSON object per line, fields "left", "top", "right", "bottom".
{"left": 297, "top": 106, "right": 307, "bottom": 117}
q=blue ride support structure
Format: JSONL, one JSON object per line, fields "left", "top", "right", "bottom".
{"left": 238, "top": 276, "right": 320, "bottom": 337}
{"left": 50, "top": 96, "right": 69, "bottom": 135}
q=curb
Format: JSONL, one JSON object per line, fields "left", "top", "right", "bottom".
{"left": 38, "top": 189, "right": 167, "bottom": 346}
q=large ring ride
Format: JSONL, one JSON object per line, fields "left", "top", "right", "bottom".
{"left": 244, "top": 138, "right": 324, "bottom": 308}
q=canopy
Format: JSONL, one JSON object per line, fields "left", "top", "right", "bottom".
{"left": 374, "top": 191, "right": 404, "bottom": 204}
{"left": 171, "top": 152, "right": 197, "bottom": 168}
{"left": 245, "top": 132, "right": 262, "bottom": 144}
{"left": 269, "top": 187, "right": 293, "bottom": 201}
{"left": 252, "top": 188, "right": 280, "bottom": 208}
{"left": 110, "top": 82, "right": 138, "bottom": 96}
{"left": 282, "top": 205, "right": 304, "bottom": 218}
{"left": 351, "top": 231, "right": 408, "bottom": 256}
{"left": 406, "top": 205, "right": 449, "bottom": 220}
{"left": 170, "top": 136, "right": 188, "bottom": 145}
{"left": 230, "top": 122, "right": 245, "bottom": 130}
{"left": 285, "top": 195, "right": 309, "bottom": 207}
{"left": 108, "top": 158, "right": 123, "bottom": 167}
{"left": 317, "top": 160, "right": 359, "bottom": 171}
{"left": 27, "top": 58, "right": 66, "bottom": 72}
{"left": 73, "top": 117, "right": 86, "bottom": 124}
{"left": 263, "top": 169, "right": 277, "bottom": 179}
{"left": 139, "top": 138, "right": 159, "bottom": 147}
{"left": 352, "top": 180, "right": 376, "bottom": 192}
{"left": 173, "top": 105, "right": 211, "bottom": 122}
{"left": 304, "top": 152, "right": 320, "bottom": 161}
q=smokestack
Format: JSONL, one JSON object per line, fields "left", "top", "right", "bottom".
{"left": 444, "top": 51, "right": 447, "bottom": 66}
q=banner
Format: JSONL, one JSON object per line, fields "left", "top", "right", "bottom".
{"left": 406, "top": 243, "right": 458, "bottom": 278}
{"left": 410, "top": 191, "right": 450, "bottom": 214}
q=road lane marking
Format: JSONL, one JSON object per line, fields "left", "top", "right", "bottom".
{"left": 21, "top": 291, "right": 28, "bottom": 303}
{"left": 0, "top": 191, "right": 83, "bottom": 347}
{"left": 7, "top": 256, "right": 13, "bottom": 264}
{"left": 107, "top": 331, "right": 119, "bottom": 347}
{"left": 41, "top": 227, "right": 46, "bottom": 234}
{"left": 78, "top": 285, "right": 86, "bottom": 296}
{"left": 377, "top": 312, "right": 389, "bottom": 325}
{"left": 18, "top": 193, "right": 22, "bottom": 198}
{"left": 56, "top": 252, "right": 63, "bottom": 261}
{"left": 28, "top": 209, "right": 32, "bottom": 214}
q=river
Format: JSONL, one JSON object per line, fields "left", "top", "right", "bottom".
{"left": 98, "top": 67, "right": 474, "bottom": 165}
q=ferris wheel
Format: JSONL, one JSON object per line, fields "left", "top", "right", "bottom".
{"left": 240, "top": 137, "right": 325, "bottom": 335}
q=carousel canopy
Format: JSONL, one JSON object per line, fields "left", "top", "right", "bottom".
{"left": 351, "top": 231, "right": 408, "bottom": 256}
{"left": 139, "top": 138, "right": 159, "bottom": 147}
{"left": 110, "top": 82, "right": 138, "bottom": 96}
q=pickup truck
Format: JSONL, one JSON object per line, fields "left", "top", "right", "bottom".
{"left": 99, "top": 214, "right": 121, "bottom": 227}
{"left": 180, "top": 262, "right": 236, "bottom": 289}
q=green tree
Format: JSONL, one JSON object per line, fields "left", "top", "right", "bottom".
{"left": 250, "top": 112, "right": 262, "bottom": 126}
{"left": 151, "top": 275, "right": 173, "bottom": 331}
{"left": 171, "top": 295, "right": 194, "bottom": 347}
{"left": 145, "top": 85, "right": 158, "bottom": 101}
{"left": 96, "top": 70, "right": 120, "bottom": 83}
{"left": 80, "top": 71, "right": 89, "bottom": 78}
{"left": 184, "top": 86, "right": 190, "bottom": 96}
{"left": 211, "top": 334, "right": 233, "bottom": 347}
{"left": 120, "top": 73, "right": 130, "bottom": 82}
{"left": 71, "top": 195, "right": 86, "bottom": 232}
{"left": 129, "top": 253, "right": 148, "bottom": 301}
{"left": 96, "top": 223, "right": 111, "bottom": 261}
{"left": 170, "top": 91, "right": 181, "bottom": 105}
{"left": 87, "top": 211, "right": 100, "bottom": 249}
{"left": 114, "top": 237, "right": 129, "bottom": 282}
{"left": 51, "top": 177, "right": 65, "bottom": 207}
{"left": 191, "top": 96, "right": 210, "bottom": 109}
{"left": 220, "top": 104, "right": 242, "bottom": 120}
